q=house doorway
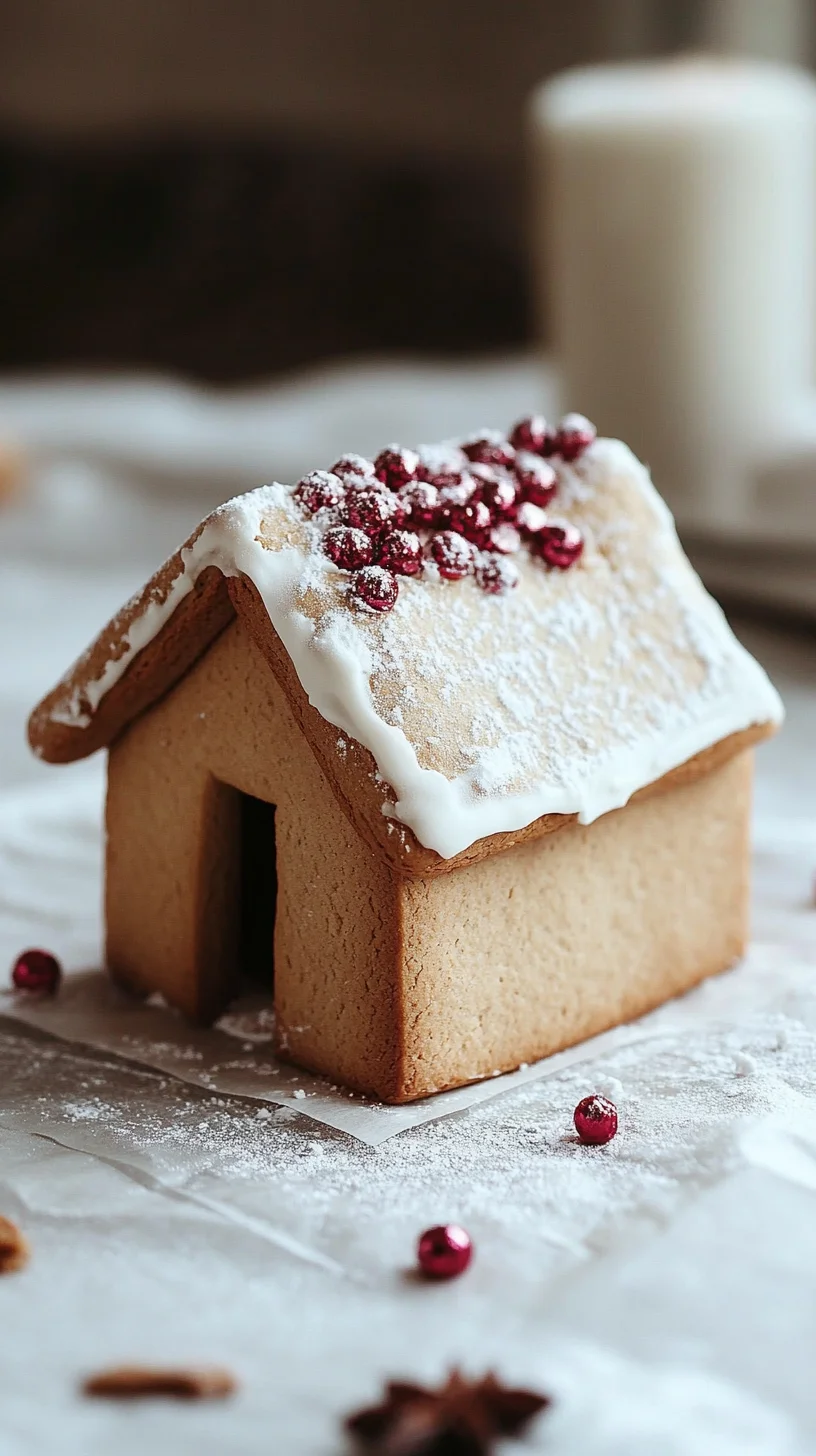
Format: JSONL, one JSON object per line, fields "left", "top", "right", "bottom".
{"left": 238, "top": 792, "right": 277, "bottom": 990}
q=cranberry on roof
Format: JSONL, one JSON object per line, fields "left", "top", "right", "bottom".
{"left": 292, "top": 417, "right": 596, "bottom": 611}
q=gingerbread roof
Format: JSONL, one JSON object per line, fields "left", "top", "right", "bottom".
{"left": 29, "top": 428, "right": 783, "bottom": 876}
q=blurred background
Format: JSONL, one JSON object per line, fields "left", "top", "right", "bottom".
{"left": 0, "top": 0, "right": 815, "bottom": 799}
{"left": 2, "top": 14, "right": 816, "bottom": 1454}
{"left": 0, "top": 0, "right": 808, "bottom": 378}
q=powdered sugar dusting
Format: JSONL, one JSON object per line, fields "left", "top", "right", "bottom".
{"left": 241, "top": 437, "right": 781, "bottom": 853}
{"left": 4, "top": 952, "right": 816, "bottom": 1264}
{"left": 39, "top": 434, "right": 782, "bottom": 858}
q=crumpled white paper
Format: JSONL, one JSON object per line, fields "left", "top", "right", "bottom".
{"left": 0, "top": 760, "right": 654, "bottom": 1143}
{"left": 1, "top": 756, "right": 815, "bottom": 1144}
{"left": 2, "top": 366, "right": 816, "bottom": 1146}
{"left": 3, "top": 369, "right": 816, "bottom": 1452}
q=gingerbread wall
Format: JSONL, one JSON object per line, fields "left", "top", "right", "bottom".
{"left": 105, "top": 615, "right": 753, "bottom": 1103}
{"left": 106, "top": 619, "right": 403, "bottom": 1097}
{"left": 397, "top": 750, "right": 752, "bottom": 1098}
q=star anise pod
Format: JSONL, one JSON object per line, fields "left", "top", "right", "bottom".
{"left": 346, "top": 1368, "right": 550, "bottom": 1455}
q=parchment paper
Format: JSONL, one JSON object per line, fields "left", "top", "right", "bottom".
{"left": 2, "top": 758, "right": 815, "bottom": 1145}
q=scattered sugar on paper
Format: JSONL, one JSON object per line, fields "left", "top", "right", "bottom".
{"left": 2, "top": 975, "right": 816, "bottom": 1284}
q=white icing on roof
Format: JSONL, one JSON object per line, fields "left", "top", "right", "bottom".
{"left": 45, "top": 436, "right": 783, "bottom": 859}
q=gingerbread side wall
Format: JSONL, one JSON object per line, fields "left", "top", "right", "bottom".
{"left": 392, "top": 750, "right": 753, "bottom": 1101}
{"left": 106, "top": 620, "right": 405, "bottom": 1099}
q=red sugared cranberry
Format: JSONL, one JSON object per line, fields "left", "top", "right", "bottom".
{"left": 351, "top": 565, "right": 399, "bottom": 613}
{"left": 377, "top": 529, "right": 423, "bottom": 576}
{"left": 554, "top": 413, "right": 596, "bottom": 462}
{"left": 329, "top": 452, "right": 376, "bottom": 483}
{"left": 398, "top": 480, "right": 440, "bottom": 526}
{"left": 443, "top": 498, "right": 492, "bottom": 545}
{"left": 475, "top": 554, "right": 519, "bottom": 595}
{"left": 293, "top": 470, "right": 345, "bottom": 515}
{"left": 509, "top": 413, "right": 555, "bottom": 456}
{"left": 489, "top": 522, "right": 522, "bottom": 554}
{"left": 514, "top": 454, "right": 557, "bottom": 508}
{"left": 11, "top": 948, "right": 62, "bottom": 996}
{"left": 323, "top": 525, "right": 374, "bottom": 571}
{"left": 417, "top": 1224, "right": 472, "bottom": 1280}
{"left": 535, "top": 522, "right": 584, "bottom": 569}
{"left": 469, "top": 464, "right": 518, "bottom": 519}
{"left": 418, "top": 465, "right": 466, "bottom": 492}
{"left": 436, "top": 478, "right": 474, "bottom": 511}
{"left": 374, "top": 445, "right": 420, "bottom": 492}
{"left": 516, "top": 501, "right": 549, "bottom": 536}
{"left": 574, "top": 1094, "right": 618, "bottom": 1146}
{"left": 346, "top": 486, "right": 403, "bottom": 535}
{"left": 461, "top": 431, "right": 515, "bottom": 468}
{"left": 429, "top": 531, "right": 473, "bottom": 580}
{"left": 416, "top": 445, "right": 468, "bottom": 490}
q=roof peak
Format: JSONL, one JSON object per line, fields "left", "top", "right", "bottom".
{"left": 29, "top": 425, "right": 782, "bottom": 865}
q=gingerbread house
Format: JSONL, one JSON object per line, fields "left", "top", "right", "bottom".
{"left": 29, "top": 419, "right": 783, "bottom": 1103}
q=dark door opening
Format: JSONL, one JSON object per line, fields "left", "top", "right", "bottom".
{"left": 238, "top": 793, "right": 277, "bottom": 990}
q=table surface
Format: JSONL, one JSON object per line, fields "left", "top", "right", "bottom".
{"left": 1, "top": 366, "right": 815, "bottom": 1456}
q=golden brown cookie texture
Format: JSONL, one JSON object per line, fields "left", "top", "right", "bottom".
{"left": 26, "top": 436, "right": 782, "bottom": 1102}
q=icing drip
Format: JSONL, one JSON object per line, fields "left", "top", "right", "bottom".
{"left": 44, "top": 437, "right": 784, "bottom": 859}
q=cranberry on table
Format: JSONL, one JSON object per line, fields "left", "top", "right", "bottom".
{"left": 417, "top": 1224, "right": 473, "bottom": 1280}
{"left": 475, "top": 554, "right": 519, "bottom": 595}
{"left": 509, "top": 414, "right": 555, "bottom": 456}
{"left": 514, "top": 454, "right": 557, "bottom": 508}
{"left": 429, "top": 531, "right": 474, "bottom": 581}
{"left": 377, "top": 529, "right": 423, "bottom": 577}
{"left": 535, "top": 522, "right": 584, "bottom": 569}
{"left": 573, "top": 1094, "right": 618, "bottom": 1145}
{"left": 554, "top": 413, "right": 597, "bottom": 462}
{"left": 293, "top": 470, "right": 345, "bottom": 515}
{"left": 352, "top": 565, "right": 399, "bottom": 613}
{"left": 374, "top": 446, "right": 420, "bottom": 492}
{"left": 323, "top": 526, "right": 374, "bottom": 571}
{"left": 11, "top": 949, "right": 62, "bottom": 996}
